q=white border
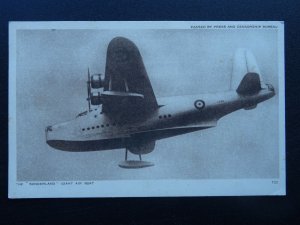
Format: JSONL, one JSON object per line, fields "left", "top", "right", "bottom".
{"left": 9, "top": 21, "right": 285, "bottom": 198}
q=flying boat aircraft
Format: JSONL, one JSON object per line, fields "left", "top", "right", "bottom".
{"left": 46, "top": 37, "right": 275, "bottom": 168}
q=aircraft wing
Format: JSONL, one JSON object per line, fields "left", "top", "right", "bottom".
{"left": 101, "top": 37, "right": 158, "bottom": 117}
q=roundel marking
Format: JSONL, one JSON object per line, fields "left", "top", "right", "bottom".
{"left": 194, "top": 99, "right": 205, "bottom": 110}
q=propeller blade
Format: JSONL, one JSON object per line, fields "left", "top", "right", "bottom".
{"left": 87, "top": 68, "right": 91, "bottom": 111}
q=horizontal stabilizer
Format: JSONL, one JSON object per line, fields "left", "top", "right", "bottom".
{"left": 236, "top": 72, "right": 261, "bottom": 95}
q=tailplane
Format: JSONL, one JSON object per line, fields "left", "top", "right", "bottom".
{"left": 231, "top": 49, "right": 267, "bottom": 96}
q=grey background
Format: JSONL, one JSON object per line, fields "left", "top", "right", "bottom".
{"left": 16, "top": 29, "right": 279, "bottom": 181}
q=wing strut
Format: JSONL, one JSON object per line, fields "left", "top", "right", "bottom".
{"left": 86, "top": 68, "right": 91, "bottom": 111}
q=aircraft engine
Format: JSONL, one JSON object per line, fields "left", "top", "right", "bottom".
{"left": 90, "top": 91, "right": 103, "bottom": 105}
{"left": 127, "top": 139, "right": 155, "bottom": 155}
{"left": 91, "top": 74, "right": 105, "bottom": 89}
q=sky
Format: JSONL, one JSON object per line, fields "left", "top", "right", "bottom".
{"left": 15, "top": 28, "right": 280, "bottom": 181}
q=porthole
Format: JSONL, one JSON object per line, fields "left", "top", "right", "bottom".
{"left": 101, "top": 125, "right": 104, "bottom": 128}
{"left": 168, "top": 114, "right": 171, "bottom": 118}
{"left": 106, "top": 124, "right": 109, "bottom": 127}
{"left": 96, "top": 125, "right": 99, "bottom": 128}
{"left": 94, "top": 115, "right": 97, "bottom": 118}
{"left": 82, "top": 128, "right": 85, "bottom": 131}
{"left": 159, "top": 116, "right": 162, "bottom": 119}
{"left": 92, "top": 126, "right": 95, "bottom": 129}
{"left": 163, "top": 115, "right": 167, "bottom": 118}
{"left": 87, "top": 127, "right": 90, "bottom": 130}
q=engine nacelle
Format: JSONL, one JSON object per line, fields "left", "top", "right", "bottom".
{"left": 91, "top": 74, "right": 105, "bottom": 89}
{"left": 90, "top": 91, "right": 103, "bottom": 105}
{"left": 127, "top": 140, "right": 155, "bottom": 155}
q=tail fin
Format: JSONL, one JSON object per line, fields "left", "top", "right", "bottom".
{"left": 231, "top": 49, "right": 266, "bottom": 95}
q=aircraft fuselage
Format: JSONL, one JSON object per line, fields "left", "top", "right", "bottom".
{"left": 46, "top": 86, "right": 275, "bottom": 152}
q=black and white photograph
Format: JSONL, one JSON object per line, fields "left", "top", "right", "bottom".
{"left": 9, "top": 21, "right": 285, "bottom": 198}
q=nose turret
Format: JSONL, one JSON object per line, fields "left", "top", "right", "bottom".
{"left": 45, "top": 124, "right": 54, "bottom": 148}
{"left": 45, "top": 124, "right": 59, "bottom": 148}
{"left": 46, "top": 125, "right": 52, "bottom": 132}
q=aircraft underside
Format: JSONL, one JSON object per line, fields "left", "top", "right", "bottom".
{"left": 46, "top": 125, "right": 211, "bottom": 152}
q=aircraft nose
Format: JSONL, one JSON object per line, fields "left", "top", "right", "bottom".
{"left": 45, "top": 124, "right": 59, "bottom": 142}
{"left": 45, "top": 124, "right": 59, "bottom": 148}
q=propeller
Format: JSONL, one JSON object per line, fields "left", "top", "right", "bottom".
{"left": 87, "top": 68, "right": 91, "bottom": 111}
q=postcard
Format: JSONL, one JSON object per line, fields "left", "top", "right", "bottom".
{"left": 9, "top": 21, "right": 285, "bottom": 198}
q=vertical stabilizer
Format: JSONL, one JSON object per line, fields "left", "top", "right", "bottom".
{"left": 231, "top": 49, "right": 267, "bottom": 95}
